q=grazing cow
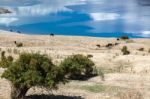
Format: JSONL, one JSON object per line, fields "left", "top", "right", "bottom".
{"left": 106, "top": 43, "right": 113, "bottom": 48}
{"left": 50, "top": 33, "right": 54, "bottom": 37}
{"left": 10, "top": 29, "right": 13, "bottom": 32}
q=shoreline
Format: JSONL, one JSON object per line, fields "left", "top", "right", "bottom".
{"left": 0, "top": 29, "right": 149, "bottom": 39}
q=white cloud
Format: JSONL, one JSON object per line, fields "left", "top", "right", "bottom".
{"left": 0, "top": 17, "right": 18, "bottom": 26}
{"left": 134, "top": 31, "right": 150, "bottom": 37}
{"left": 141, "top": 31, "right": 150, "bottom": 37}
{"left": 90, "top": 12, "right": 120, "bottom": 21}
{"left": 17, "top": 4, "right": 72, "bottom": 16}
{"left": 0, "top": 0, "right": 87, "bottom": 25}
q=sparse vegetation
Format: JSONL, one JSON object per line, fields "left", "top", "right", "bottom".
{"left": 149, "top": 49, "right": 150, "bottom": 53}
{"left": 87, "top": 54, "right": 93, "bottom": 58}
{"left": 120, "top": 35, "right": 129, "bottom": 40}
{"left": 121, "top": 46, "right": 130, "bottom": 55}
{"left": 7, "top": 48, "right": 12, "bottom": 53}
{"left": 116, "top": 90, "right": 143, "bottom": 99}
{"left": 13, "top": 48, "right": 19, "bottom": 54}
{"left": 14, "top": 41, "right": 23, "bottom": 47}
{"left": 0, "top": 51, "right": 13, "bottom": 68}
{"left": 82, "top": 84, "right": 122, "bottom": 93}
{"left": 138, "top": 47, "right": 144, "bottom": 51}
{"left": 114, "top": 60, "right": 133, "bottom": 72}
{"left": 16, "top": 42, "right": 23, "bottom": 47}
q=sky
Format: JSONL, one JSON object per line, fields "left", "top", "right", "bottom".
{"left": 0, "top": 0, "right": 150, "bottom": 37}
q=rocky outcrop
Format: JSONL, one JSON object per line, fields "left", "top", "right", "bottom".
{"left": 0, "top": 8, "right": 12, "bottom": 14}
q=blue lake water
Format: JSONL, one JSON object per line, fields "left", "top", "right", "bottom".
{"left": 0, "top": 0, "right": 150, "bottom": 38}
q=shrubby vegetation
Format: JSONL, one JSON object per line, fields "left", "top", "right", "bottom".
{"left": 1, "top": 53, "right": 97, "bottom": 99}
{"left": 138, "top": 47, "right": 144, "bottom": 51}
{"left": 149, "top": 49, "right": 150, "bottom": 53}
{"left": 120, "top": 35, "right": 129, "bottom": 40}
{"left": 60, "top": 54, "right": 96, "bottom": 80}
{"left": 2, "top": 53, "right": 66, "bottom": 99}
{"left": 14, "top": 41, "right": 23, "bottom": 47}
{"left": 0, "top": 51, "right": 13, "bottom": 68}
{"left": 121, "top": 46, "right": 130, "bottom": 55}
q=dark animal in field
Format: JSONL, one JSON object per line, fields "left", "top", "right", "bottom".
{"left": 106, "top": 43, "right": 113, "bottom": 48}
{"left": 96, "top": 44, "right": 101, "bottom": 48}
{"left": 50, "top": 33, "right": 54, "bottom": 37}
{"left": 9, "top": 29, "right": 13, "bottom": 32}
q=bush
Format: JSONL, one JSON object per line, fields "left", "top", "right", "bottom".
{"left": 120, "top": 35, "right": 129, "bottom": 40}
{"left": 121, "top": 46, "right": 130, "bottom": 55}
{"left": 14, "top": 41, "right": 23, "bottom": 47}
{"left": 0, "top": 51, "right": 13, "bottom": 68}
{"left": 60, "top": 54, "right": 96, "bottom": 80}
{"left": 138, "top": 48, "right": 144, "bottom": 51}
{"left": 2, "top": 53, "right": 66, "bottom": 99}
{"left": 149, "top": 49, "right": 150, "bottom": 53}
{"left": 87, "top": 54, "right": 93, "bottom": 58}
{"left": 16, "top": 42, "right": 23, "bottom": 47}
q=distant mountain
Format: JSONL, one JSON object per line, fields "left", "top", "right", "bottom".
{"left": 0, "top": 8, "right": 12, "bottom": 14}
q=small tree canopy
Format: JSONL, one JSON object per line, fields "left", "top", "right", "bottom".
{"left": 2, "top": 53, "right": 66, "bottom": 99}
{"left": 60, "top": 54, "right": 95, "bottom": 80}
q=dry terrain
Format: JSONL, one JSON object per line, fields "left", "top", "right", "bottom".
{"left": 0, "top": 30, "right": 150, "bottom": 99}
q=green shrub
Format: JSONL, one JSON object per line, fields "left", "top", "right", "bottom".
{"left": 2, "top": 53, "right": 66, "bottom": 99}
{"left": 7, "top": 48, "right": 12, "bottom": 53}
{"left": 16, "top": 42, "right": 23, "bottom": 47}
{"left": 60, "top": 54, "right": 96, "bottom": 80}
{"left": 13, "top": 49, "right": 19, "bottom": 54}
{"left": 121, "top": 46, "right": 130, "bottom": 55}
{"left": 149, "top": 49, "right": 150, "bottom": 53}
{"left": 120, "top": 35, "right": 129, "bottom": 40}
{"left": 87, "top": 54, "right": 93, "bottom": 58}
{"left": 14, "top": 41, "right": 23, "bottom": 47}
{"left": 0, "top": 51, "right": 13, "bottom": 68}
{"left": 138, "top": 48, "right": 144, "bottom": 51}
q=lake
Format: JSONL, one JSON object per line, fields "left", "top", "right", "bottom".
{"left": 0, "top": 0, "right": 150, "bottom": 38}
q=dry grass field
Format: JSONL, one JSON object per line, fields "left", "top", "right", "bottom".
{"left": 0, "top": 30, "right": 150, "bottom": 99}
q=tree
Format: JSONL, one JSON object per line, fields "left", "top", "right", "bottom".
{"left": 2, "top": 53, "right": 66, "bottom": 99}
{"left": 60, "top": 54, "right": 96, "bottom": 80}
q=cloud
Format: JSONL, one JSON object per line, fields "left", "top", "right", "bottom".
{"left": 17, "top": 4, "right": 72, "bottom": 16}
{"left": 0, "top": 0, "right": 88, "bottom": 15}
{"left": 90, "top": 12, "right": 120, "bottom": 21}
{"left": 0, "top": 17, "right": 18, "bottom": 26}
{"left": 0, "top": 0, "right": 87, "bottom": 25}
{"left": 140, "top": 31, "right": 150, "bottom": 37}
{"left": 133, "top": 31, "right": 150, "bottom": 38}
